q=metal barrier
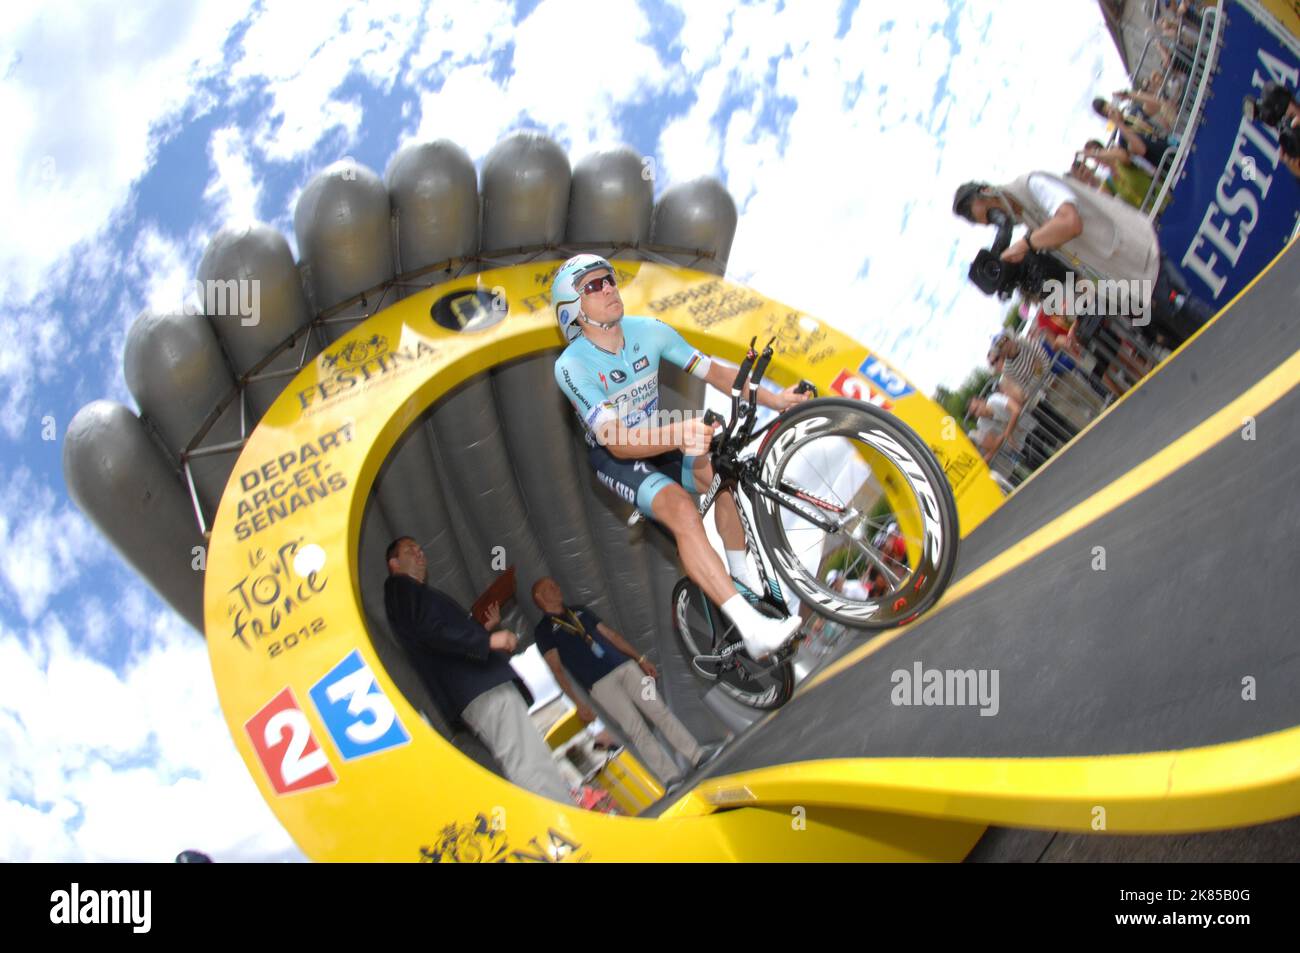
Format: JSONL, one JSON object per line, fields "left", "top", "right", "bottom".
{"left": 969, "top": 312, "right": 1173, "bottom": 490}
{"left": 1143, "top": 6, "right": 1223, "bottom": 215}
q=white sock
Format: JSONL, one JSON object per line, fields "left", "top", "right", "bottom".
{"left": 721, "top": 594, "right": 797, "bottom": 654}
{"left": 725, "top": 550, "right": 759, "bottom": 591}
{"left": 721, "top": 593, "right": 764, "bottom": 631}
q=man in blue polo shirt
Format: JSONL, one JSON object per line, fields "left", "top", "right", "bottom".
{"left": 531, "top": 577, "right": 720, "bottom": 786}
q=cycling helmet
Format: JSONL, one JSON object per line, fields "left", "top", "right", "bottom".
{"left": 552, "top": 254, "right": 614, "bottom": 344}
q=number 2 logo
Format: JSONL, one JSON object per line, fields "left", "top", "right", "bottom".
{"left": 310, "top": 649, "right": 411, "bottom": 761}
{"left": 245, "top": 688, "right": 338, "bottom": 796}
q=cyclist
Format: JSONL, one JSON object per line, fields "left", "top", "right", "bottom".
{"left": 551, "top": 254, "right": 809, "bottom": 661}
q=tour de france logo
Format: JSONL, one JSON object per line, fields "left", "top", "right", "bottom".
{"left": 322, "top": 334, "right": 389, "bottom": 371}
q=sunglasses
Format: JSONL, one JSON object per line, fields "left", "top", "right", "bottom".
{"left": 580, "top": 274, "right": 617, "bottom": 295}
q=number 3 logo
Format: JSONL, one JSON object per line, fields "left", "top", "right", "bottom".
{"left": 310, "top": 649, "right": 411, "bottom": 760}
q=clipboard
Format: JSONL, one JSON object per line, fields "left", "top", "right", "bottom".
{"left": 471, "top": 566, "right": 517, "bottom": 627}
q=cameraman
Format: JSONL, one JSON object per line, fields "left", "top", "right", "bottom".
{"left": 953, "top": 173, "right": 1214, "bottom": 347}
{"left": 1254, "top": 82, "right": 1300, "bottom": 178}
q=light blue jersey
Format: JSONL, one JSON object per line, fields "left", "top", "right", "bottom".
{"left": 554, "top": 316, "right": 711, "bottom": 439}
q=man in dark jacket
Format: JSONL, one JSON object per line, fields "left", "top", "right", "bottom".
{"left": 383, "top": 537, "right": 570, "bottom": 803}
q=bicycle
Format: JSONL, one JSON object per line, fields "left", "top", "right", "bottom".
{"left": 666, "top": 337, "right": 961, "bottom": 709}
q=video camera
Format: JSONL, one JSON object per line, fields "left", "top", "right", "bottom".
{"left": 1243, "top": 81, "right": 1299, "bottom": 157}
{"left": 967, "top": 208, "right": 1068, "bottom": 301}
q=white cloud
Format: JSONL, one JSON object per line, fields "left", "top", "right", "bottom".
{"left": 0, "top": 599, "right": 304, "bottom": 862}
{"left": 408, "top": 0, "right": 672, "bottom": 163}
{"left": 658, "top": 0, "right": 1130, "bottom": 393}
{"left": 229, "top": 0, "right": 414, "bottom": 161}
{"left": 204, "top": 126, "right": 263, "bottom": 225}
{"left": 0, "top": 0, "right": 249, "bottom": 307}
{"left": 0, "top": 468, "right": 110, "bottom": 623}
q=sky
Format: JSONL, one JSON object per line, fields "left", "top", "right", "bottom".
{"left": 0, "top": 0, "right": 1128, "bottom": 861}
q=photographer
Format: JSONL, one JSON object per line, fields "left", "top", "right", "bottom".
{"left": 953, "top": 172, "right": 1214, "bottom": 347}
{"left": 1245, "top": 81, "right": 1300, "bottom": 178}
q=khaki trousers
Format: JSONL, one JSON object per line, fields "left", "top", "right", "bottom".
{"left": 590, "top": 660, "right": 703, "bottom": 783}
{"left": 461, "top": 683, "right": 571, "bottom": 803}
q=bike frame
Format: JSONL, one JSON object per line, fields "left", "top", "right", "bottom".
{"left": 692, "top": 337, "right": 818, "bottom": 656}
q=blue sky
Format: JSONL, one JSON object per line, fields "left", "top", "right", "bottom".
{"left": 0, "top": 0, "right": 1126, "bottom": 860}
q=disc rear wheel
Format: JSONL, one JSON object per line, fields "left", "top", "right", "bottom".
{"left": 671, "top": 578, "right": 794, "bottom": 710}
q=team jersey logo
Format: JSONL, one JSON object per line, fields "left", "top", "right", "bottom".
{"left": 610, "top": 369, "right": 627, "bottom": 383}
{"left": 632, "top": 356, "right": 649, "bottom": 372}
{"left": 599, "top": 372, "right": 607, "bottom": 391}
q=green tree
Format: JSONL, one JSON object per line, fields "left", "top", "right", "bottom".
{"left": 935, "top": 366, "right": 994, "bottom": 422}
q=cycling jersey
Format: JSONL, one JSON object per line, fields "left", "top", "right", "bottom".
{"left": 554, "top": 316, "right": 712, "bottom": 515}
{"left": 554, "top": 316, "right": 712, "bottom": 440}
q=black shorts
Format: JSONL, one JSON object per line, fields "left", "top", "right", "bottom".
{"left": 587, "top": 444, "right": 702, "bottom": 516}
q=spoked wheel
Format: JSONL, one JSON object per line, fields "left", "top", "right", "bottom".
{"left": 752, "top": 398, "right": 959, "bottom": 629}
{"left": 671, "top": 578, "right": 794, "bottom": 710}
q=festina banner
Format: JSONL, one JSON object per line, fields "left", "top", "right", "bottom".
{"left": 1158, "top": 0, "right": 1300, "bottom": 305}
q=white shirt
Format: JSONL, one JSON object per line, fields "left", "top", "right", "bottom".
{"left": 984, "top": 392, "right": 1013, "bottom": 428}
{"left": 1026, "top": 173, "right": 1078, "bottom": 218}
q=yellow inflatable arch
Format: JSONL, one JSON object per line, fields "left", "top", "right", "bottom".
{"left": 205, "top": 260, "right": 1004, "bottom": 861}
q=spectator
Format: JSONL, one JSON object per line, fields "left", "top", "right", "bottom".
{"left": 1156, "top": 0, "right": 1205, "bottom": 53}
{"left": 988, "top": 330, "right": 1050, "bottom": 394}
{"left": 383, "top": 537, "right": 572, "bottom": 804}
{"left": 988, "top": 334, "right": 1081, "bottom": 449}
{"left": 1278, "top": 93, "right": 1300, "bottom": 179}
{"left": 1092, "top": 95, "right": 1174, "bottom": 167}
{"left": 531, "top": 578, "right": 723, "bottom": 788}
{"left": 1081, "top": 140, "right": 1162, "bottom": 211}
{"left": 953, "top": 173, "right": 1215, "bottom": 346}
{"left": 1113, "top": 87, "right": 1178, "bottom": 137}
{"left": 967, "top": 393, "right": 1025, "bottom": 465}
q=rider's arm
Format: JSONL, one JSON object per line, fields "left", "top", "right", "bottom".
{"left": 596, "top": 418, "right": 704, "bottom": 458}
{"left": 703, "top": 358, "right": 808, "bottom": 411}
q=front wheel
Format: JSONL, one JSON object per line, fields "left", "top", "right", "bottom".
{"left": 751, "top": 398, "right": 959, "bottom": 629}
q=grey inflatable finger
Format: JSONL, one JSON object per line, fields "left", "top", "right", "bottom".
{"left": 63, "top": 401, "right": 206, "bottom": 632}
{"left": 197, "top": 223, "right": 318, "bottom": 424}
{"left": 651, "top": 178, "right": 738, "bottom": 275}
{"left": 123, "top": 309, "right": 242, "bottom": 523}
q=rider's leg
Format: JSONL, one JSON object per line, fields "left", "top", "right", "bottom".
{"left": 650, "top": 483, "right": 735, "bottom": 607}
{"left": 691, "top": 456, "right": 759, "bottom": 591}
{"left": 651, "top": 483, "right": 799, "bottom": 657}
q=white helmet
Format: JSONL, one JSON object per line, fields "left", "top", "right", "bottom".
{"left": 551, "top": 254, "right": 615, "bottom": 343}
